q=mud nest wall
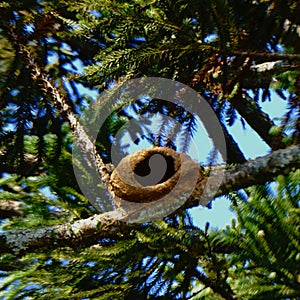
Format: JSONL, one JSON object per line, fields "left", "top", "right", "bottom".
{"left": 110, "top": 147, "right": 206, "bottom": 205}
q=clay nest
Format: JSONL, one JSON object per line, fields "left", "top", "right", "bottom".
{"left": 110, "top": 147, "right": 204, "bottom": 204}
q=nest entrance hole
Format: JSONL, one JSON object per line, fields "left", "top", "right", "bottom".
{"left": 133, "top": 153, "right": 175, "bottom": 186}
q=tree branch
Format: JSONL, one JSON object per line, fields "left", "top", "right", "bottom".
{"left": 5, "top": 24, "right": 113, "bottom": 193}
{"left": 229, "top": 95, "right": 286, "bottom": 150}
{"left": 250, "top": 60, "right": 298, "bottom": 74}
{"left": 186, "top": 144, "right": 300, "bottom": 208}
{"left": 220, "top": 122, "right": 246, "bottom": 163}
{"left": 229, "top": 51, "right": 300, "bottom": 62}
{"left": 0, "top": 144, "right": 299, "bottom": 255}
{"left": 0, "top": 200, "right": 24, "bottom": 219}
{"left": 21, "top": 46, "right": 113, "bottom": 188}
{"left": 224, "top": 58, "right": 287, "bottom": 150}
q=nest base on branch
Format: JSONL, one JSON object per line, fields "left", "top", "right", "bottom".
{"left": 110, "top": 147, "right": 206, "bottom": 205}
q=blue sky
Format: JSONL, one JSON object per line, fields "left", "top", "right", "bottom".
{"left": 190, "top": 91, "right": 287, "bottom": 229}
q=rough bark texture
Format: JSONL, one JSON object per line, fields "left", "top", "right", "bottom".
{"left": 185, "top": 144, "right": 300, "bottom": 209}
{"left": 219, "top": 144, "right": 299, "bottom": 191}
{"left": 0, "top": 144, "right": 299, "bottom": 255}
{"left": 0, "top": 211, "right": 128, "bottom": 255}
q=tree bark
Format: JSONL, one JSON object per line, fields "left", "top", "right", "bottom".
{"left": 0, "top": 144, "right": 299, "bottom": 256}
{"left": 228, "top": 95, "right": 286, "bottom": 150}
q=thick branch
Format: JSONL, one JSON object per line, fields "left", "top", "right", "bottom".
{"left": 220, "top": 144, "right": 299, "bottom": 191}
{"left": 186, "top": 144, "right": 300, "bottom": 208}
{"left": 229, "top": 95, "right": 286, "bottom": 150}
{"left": 224, "top": 58, "right": 287, "bottom": 150}
{"left": 0, "top": 145, "right": 299, "bottom": 255}
{"left": 5, "top": 23, "right": 112, "bottom": 190}
{"left": 21, "top": 47, "right": 113, "bottom": 188}
{"left": 220, "top": 122, "right": 246, "bottom": 163}
{"left": 250, "top": 60, "right": 297, "bottom": 74}
{"left": 0, "top": 210, "right": 128, "bottom": 255}
{"left": 0, "top": 200, "right": 24, "bottom": 219}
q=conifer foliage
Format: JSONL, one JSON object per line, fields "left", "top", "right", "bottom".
{"left": 0, "top": 0, "right": 299, "bottom": 299}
